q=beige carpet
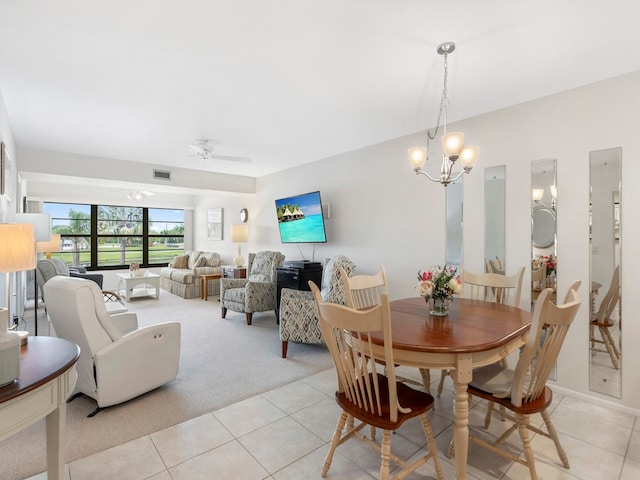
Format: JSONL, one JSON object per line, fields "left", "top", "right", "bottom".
{"left": 0, "top": 291, "right": 332, "bottom": 480}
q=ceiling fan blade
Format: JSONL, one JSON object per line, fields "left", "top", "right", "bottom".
{"left": 189, "top": 144, "right": 207, "bottom": 155}
{"left": 208, "top": 154, "right": 251, "bottom": 163}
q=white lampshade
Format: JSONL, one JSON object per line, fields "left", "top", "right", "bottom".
{"left": 14, "top": 213, "right": 51, "bottom": 242}
{"left": 441, "top": 132, "right": 464, "bottom": 159}
{"left": 460, "top": 145, "right": 479, "bottom": 169}
{"left": 408, "top": 147, "right": 427, "bottom": 170}
{"left": 36, "top": 233, "right": 61, "bottom": 256}
{"left": 230, "top": 224, "right": 248, "bottom": 267}
{"left": 230, "top": 224, "right": 248, "bottom": 243}
{"left": 0, "top": 224, "right": 36, "bottom": 273}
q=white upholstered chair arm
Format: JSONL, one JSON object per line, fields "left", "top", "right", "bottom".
{"left": 94, "top": 322, "right": 181, "bottom": 407}
{"left": 109, "top": 312, "right": 139, "bottom": 335}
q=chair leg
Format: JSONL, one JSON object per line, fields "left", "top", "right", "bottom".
{"left": 322, "top": 412, "right": 348, "bottom": 477}
{"left": 380, "top": 430, "right": 392, "bottom": 480}
{"left": 515, "top": 413, "right": 538, "bottom": 480}
{"left": 541, "top": 409, "right": 570, "bottom": 468}
{"left": 484, "top": 401, "right": 495, "bottom": 428}
{"left": 246, "top": 312, "right": 252, "bottom": 325}
{"left": 598, "top": 325, "right": 619, "bottom": 369}
{"left": 221, "top": 306, "right": 227, "bottom": 318}
{"left": 420, "top": 413, "right": 445, "bottom": 480}
{"left": 419, "top": 368, "right": 432, "bottom": 395}
{"left": 437, "top": 369, "right": 449, "bottom": 397}
{"left": 281, "top": 340, "right": 288, "bottom": 358}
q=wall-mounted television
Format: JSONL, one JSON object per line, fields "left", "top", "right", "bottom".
{"left": 275, "top": 190, "right": 327, "bottom": 243}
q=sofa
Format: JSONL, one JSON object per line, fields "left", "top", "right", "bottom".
{"left": 160, "top": 250, "right": 222, "bottom": 299}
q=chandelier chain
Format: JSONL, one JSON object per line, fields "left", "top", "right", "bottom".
{"left": 427, "top": 51, "right": 449, "bottom": 142}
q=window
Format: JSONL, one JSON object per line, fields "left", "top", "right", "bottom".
{"left": 43, "top": 202, "right": 185, "bottom": 269}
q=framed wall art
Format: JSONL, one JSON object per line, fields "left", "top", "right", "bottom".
{"left": 207, "top": 208, "right": 223, "bottom": 240}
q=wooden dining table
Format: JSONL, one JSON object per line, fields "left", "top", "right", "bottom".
{"left": 368, "top": 297, "right": 531, "bottom": 479}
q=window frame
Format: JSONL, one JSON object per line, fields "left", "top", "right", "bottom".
{"left": 43, "top": 202, "right": 185, "bottom": 270}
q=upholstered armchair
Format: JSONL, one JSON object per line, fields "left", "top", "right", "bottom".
{"left": 43, "top": 276, "right": 181, "bottom": 416}
{"left": 36, "top": 258, "right": 104, "bottom": 301}
{"left": 279, "top": 255, "right": 356, "bottom": 358}
{"left": 220, "top": 250, "right": 285, "bottom": 325}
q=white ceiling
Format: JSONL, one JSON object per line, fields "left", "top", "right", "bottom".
{"left": 1, "top": 0, "right": 640, "bottom": 179}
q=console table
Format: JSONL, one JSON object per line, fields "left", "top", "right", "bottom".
{"left": 276, "top": 266, "right": 323, "bottom": 321}
{"left": 0, "top": 336, "right": 80, "bottom": 480}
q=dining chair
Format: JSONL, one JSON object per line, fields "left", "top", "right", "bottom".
{"left": 340, "top": 266, "right": 431, "bottom": 393}
{"left": 459, "top": 285, "right": 581, "bottom": 480}
{"left": 484, "top": 279, "right": 582, "bottom": 428}
{"left": 435, "top": 266, "right": 526, "bottom": 396}
{"left": 462, "top": 266, "right": 525, "bottom": 306}
{"left": 339, "top": 265, "right": 387, "bottom": 309}
{"left": 590, "top": 265, "right": 620, "bottom": 369}
{"left": 310, "top": 282, "right": 444, "bottom": 480}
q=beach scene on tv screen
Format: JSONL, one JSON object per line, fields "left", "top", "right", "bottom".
{"left": 275, "top": 192, "right": 326, "bottom": 243}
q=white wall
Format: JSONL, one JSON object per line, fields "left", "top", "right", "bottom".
{"left": 250, "top": 70, "right": 640, "bottom": 413}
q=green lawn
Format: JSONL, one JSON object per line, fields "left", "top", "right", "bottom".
{"left": 51, "top": 246, "right": 184, "bottom": 267}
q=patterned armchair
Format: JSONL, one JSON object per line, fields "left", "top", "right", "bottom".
{"left": 279, "top": 255, "right": 356, "bottom": 358}
{"left": 220, "top": 251, "right": 285, "bottom": 325}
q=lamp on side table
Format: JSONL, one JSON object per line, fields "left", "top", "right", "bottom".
{"left": 0, "top": 223, "right": 36, "bottom": 386}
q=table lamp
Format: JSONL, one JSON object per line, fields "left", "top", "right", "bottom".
{"left": 37, "top": 233, "right": 61, "bottom": 259}
{"left": 0, "top": 223, "right": 36, "bottom": 387}
{"left": 230, "top": 224, "right": 248, "bottom": 267}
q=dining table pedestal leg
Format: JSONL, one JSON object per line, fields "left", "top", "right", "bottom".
{"left": 450, "top": 354, "right": 472, "bottom": 479}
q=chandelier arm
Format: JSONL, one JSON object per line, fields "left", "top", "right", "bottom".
{"left": 449, "top": 170, "right": 468, "bottom": 184}
{"left": 414, "top": 169, "right": 440, "bottom": 183}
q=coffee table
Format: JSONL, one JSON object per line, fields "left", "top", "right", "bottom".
{"left": 201, "top": 273, "right": 222, "bottom": 300}
{"left": 116, "top": 272, "right": 160, "bottom": 301}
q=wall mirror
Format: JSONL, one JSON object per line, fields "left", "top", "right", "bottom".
{"left": 531, "top": 158, "right": 557, "bottom": 379}
{"left": 445, "top": 178, "right": 463, "bottom": 271}
{"left": 531, "top": 159, "right": 557, "bottom": 308}
{"left": 484, "top": 166, "right": 505, "bottom": 273}
{"left": 589, "top": 147, "right": 621, "bottom": 398}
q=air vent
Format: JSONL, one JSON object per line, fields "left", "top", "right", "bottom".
{"left": 153, "top": 169, "right": 171, "bottom": 181}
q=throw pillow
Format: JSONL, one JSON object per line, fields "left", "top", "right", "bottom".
{"left": 200, "top": 252, "right": 221, "bottom": 267}
{"left": 195, "top": 256, "right": 208, "bottom": 267}
{"left": 171, "top": 254, "right": 189, "bottom": 269}
{"left": 188, "top": 251, "right": 203, "bottom": 269}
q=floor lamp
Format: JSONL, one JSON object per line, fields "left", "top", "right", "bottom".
{"left": 0, "top": 224, "right": 36, "bottom": 386}
{"left": 15, "top": 213, "right": 52, "bottom": 336}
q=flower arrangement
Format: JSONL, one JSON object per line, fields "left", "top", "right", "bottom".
{"left": 416, "top": 265, "right": 463, "bottom": 301}
{"left": 532, "top": 254, "right": 556, "bottom": 277}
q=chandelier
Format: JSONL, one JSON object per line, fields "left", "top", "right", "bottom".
{"left": 408, "top": 42, "right": 478, "bottom": 186}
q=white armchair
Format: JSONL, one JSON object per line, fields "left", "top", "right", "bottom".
{"left": 43, "top": 276, "right": 181, "bottom": 416}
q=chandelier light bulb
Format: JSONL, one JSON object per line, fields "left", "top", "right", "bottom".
{"left": 408, "top": 147, "right": 427, "bottom": 170}
{"left": 460, "top": 145, "right": 479, "bottom": 169}
{"left": 532, "top": 189, "right": 544, "bottom": 202}
{"left": 441, "top": 132, "right": 464, "bottom": 160}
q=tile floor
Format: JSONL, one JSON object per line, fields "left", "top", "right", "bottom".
{"left": 29, "top": 367, "right": 639, "bottom": 480}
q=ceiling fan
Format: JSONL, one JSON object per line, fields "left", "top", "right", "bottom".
{"left": 188, "top": 139, "right": 251, "bottom": 163}
{"left": 127, "top": 190, "right": 154, "bottom": 200}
